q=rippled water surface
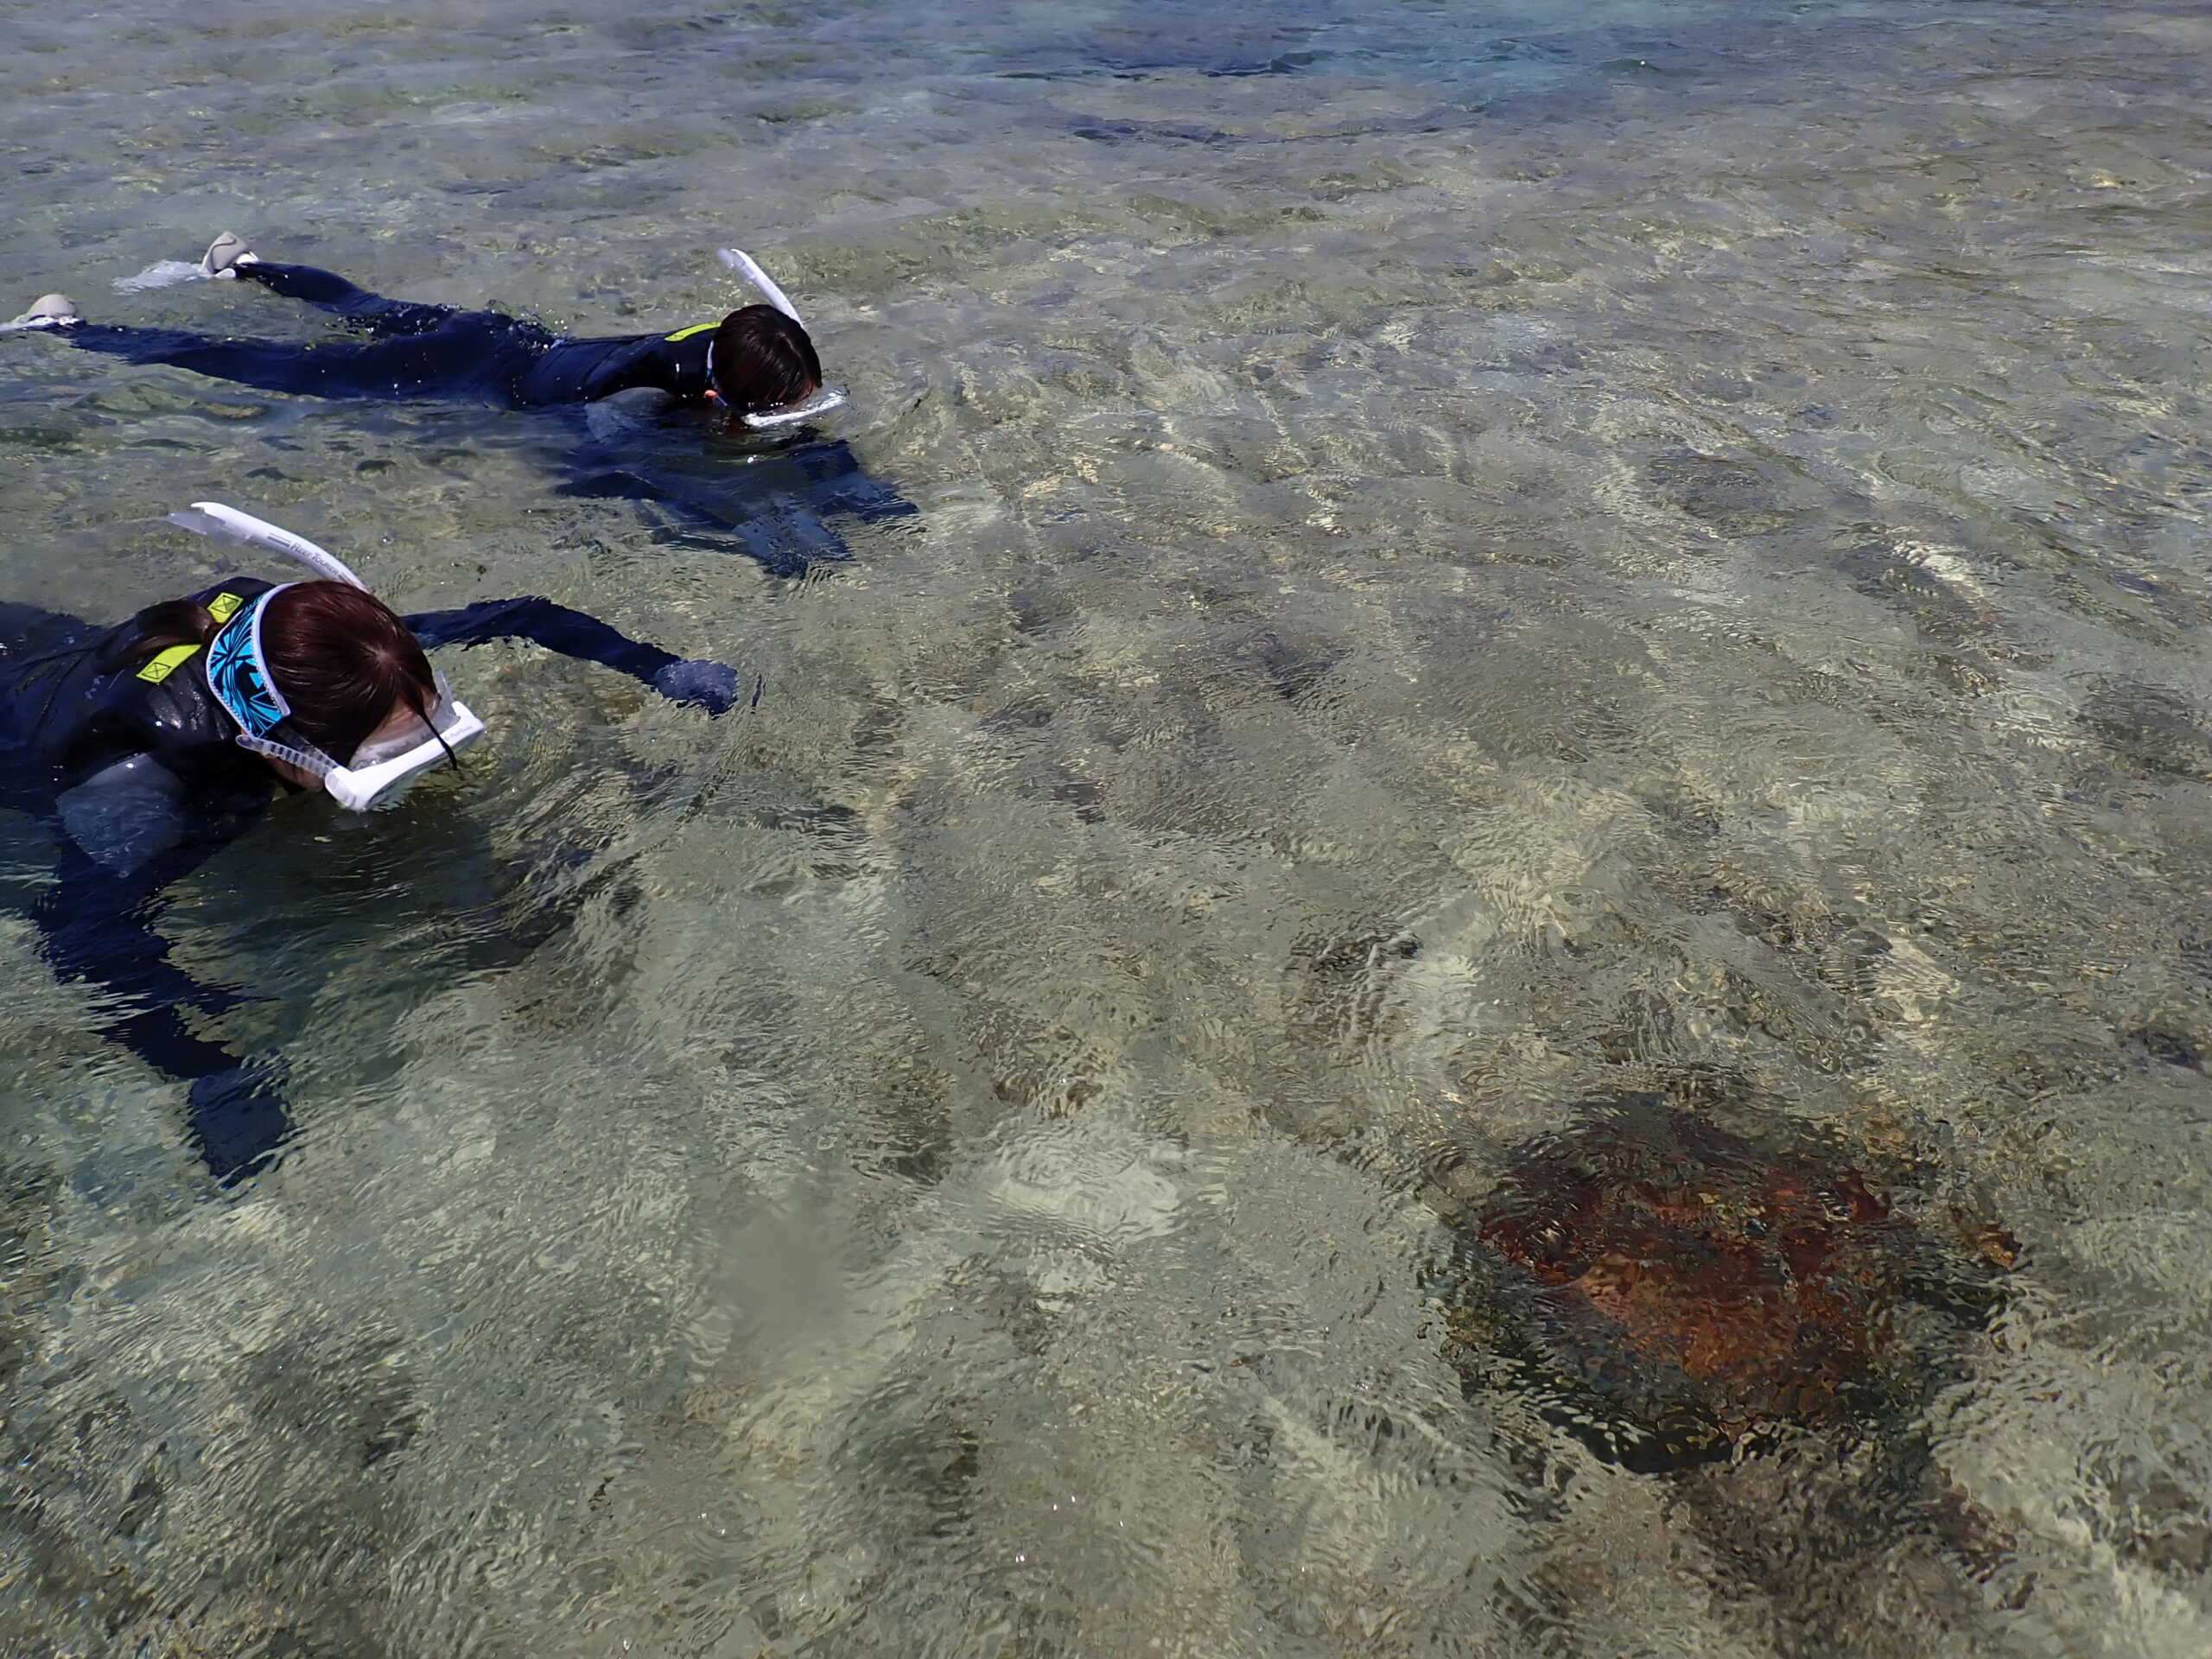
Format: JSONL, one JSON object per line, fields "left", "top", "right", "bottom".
{"left": 3, "top": 2, "right": 2212, "bottom": 1654}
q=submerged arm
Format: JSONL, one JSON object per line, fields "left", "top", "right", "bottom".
{"left": 402, "top": 598, "right": 749, "bottom": 715}
{"left": 556, "top": 423, "right": 917, "bottom": 579}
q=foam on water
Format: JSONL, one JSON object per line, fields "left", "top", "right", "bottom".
{"left": 113, "top": 257, "right": 209, "bottom": 292}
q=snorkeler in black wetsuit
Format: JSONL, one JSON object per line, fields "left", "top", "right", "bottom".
{"left": 1, "top": 505, "right": 747, "bottom": 1181}
{"left": 5, "top": 237, "right": 915, "bottom": 575}
{"left": 18, "top": 232, "right": 825, "bottom": 415}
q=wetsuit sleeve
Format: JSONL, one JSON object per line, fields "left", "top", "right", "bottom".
{"left": 30, "top": 839, "right": 290, "bottom": 1180}
{"left": 403, "top": 599, "right": 747, "bottom": 714}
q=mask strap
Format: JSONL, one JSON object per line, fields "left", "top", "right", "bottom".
{"left": 208, "top": 588, "right": 346, "bottom": 778}
{"left": 410, "top": 678, "right": 461, "bottom": 771}
{"left": 245, "top": 588, "right": 293, "bottom": 723}
{"left": 204, "top": 585, "right": 295, "bottom": 735}
{"left": 234, "top": 731, "right": 337, "bottom": 779}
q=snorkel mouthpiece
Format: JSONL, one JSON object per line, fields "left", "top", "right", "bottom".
{"left": 180, "top": 505, "right": 487, "bottom": 810}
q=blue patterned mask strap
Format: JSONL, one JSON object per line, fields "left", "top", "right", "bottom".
{"left": 205, "top": 586, "right": 291, "bottom": 737}
{"left": 204, "top": 586, "right": 338, "bottom": 778}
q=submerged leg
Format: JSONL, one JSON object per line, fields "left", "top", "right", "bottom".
{"left": 555, "top": 422, "right": 918, "bottom": 576}
{"left": 237, "top": 260, "right": 461, "bottom": 338}
{"left": 61, "top": 319, "right": 518, "bottom": 402}
{"left": 791, "top": 436, "right": 921, "bottom": 525}
{"left": 184, "top": 1061, "right": 292, "bottom": 1183}
{"left": 29, "top": 842, "right": 291, "bottom": 1179}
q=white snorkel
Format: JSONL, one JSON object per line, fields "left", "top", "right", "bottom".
{"left": 169, "top": 501, "right": 372, "bottom": 588}
{"left": 716, "top": 247, "right": 848, "bottom": 429}
{"left": 168, "top": 502, "right": 486, "bottom": 811}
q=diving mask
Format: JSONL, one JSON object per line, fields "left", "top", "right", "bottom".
{"left": 175, "top": 503, "right": 488, "bottom": 810}
{"left": 321, "top": 684, "right": 486, "bottom": 810}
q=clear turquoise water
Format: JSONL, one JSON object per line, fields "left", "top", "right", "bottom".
{"left": 2, "top": 3, "right": 2211, "bottom": 1654}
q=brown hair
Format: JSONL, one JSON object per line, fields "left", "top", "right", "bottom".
{"left": 110, "top": 582, "right": 437, "bottom": 765}
{"left": 261, "top": 582, "right": 439, "bottom": 765}
{"left": 709, "top": 304, "right": 822, "bottom": 416}
{"left": 108, "top": 597, "right": 226, "bottom": 670}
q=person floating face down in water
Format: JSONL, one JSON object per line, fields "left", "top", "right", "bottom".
{"left": 10, "top": 233, "right": 832, "bottom": 418}
{"left": 0, "top": 504, "right": 749, "bottom": 1181}
{"left": 6, "top": 236, "right": 913, "bottom": 574}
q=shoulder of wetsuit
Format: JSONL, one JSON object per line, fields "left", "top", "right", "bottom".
{"left": 99, "top": 576, "right": 275, "bottom": 702}
{"left": 545, "top": 327, "right": 715, "bottom": 404}
{"left": 181, "top": 575, "right": 279, "bottom": 616}
{"left": 664, "top": 327, "right": 715, "bottom": 391}
{"left": 53, "top": 576, "right": 281, "bottom": 794}
{"left": 662, "top": 326, "right": 715, "bottom": 374}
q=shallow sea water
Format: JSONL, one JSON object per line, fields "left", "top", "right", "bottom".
{"left": 2, "top": 1, "right": 2211, "bottom": 1654}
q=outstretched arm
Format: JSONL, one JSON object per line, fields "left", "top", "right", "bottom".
{"left": 29, "top": 839, "right": 289, "bottom": 1181}
{"left": 403, "top": 597, "right": 752, "bottom": 715}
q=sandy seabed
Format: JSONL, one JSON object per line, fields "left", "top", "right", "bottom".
{"left": 1, "top": 3, "right": 2210, "bottom": 1655}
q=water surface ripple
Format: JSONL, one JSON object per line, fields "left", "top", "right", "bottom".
{"left": 2, "top": 2, "right": 2210, "bottom": 1655}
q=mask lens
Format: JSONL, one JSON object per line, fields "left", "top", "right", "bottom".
{"left": 348, "top": 709, "right": 435, "bottom": 770}
{"left": 345, "top": 683, "right": 471, "bottom": 771}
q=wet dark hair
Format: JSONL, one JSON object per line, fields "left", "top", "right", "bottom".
{"left": 263, "top": 582, "right": 440, "bottom": 764}
{"left": 709, "top": 303, "right": 822, "bottom": 416}
{"left": 117, "top": 581, "right": 439, "bottom": 766}
{"left": 111, "top": 598, "right": 224, "bottom": 670}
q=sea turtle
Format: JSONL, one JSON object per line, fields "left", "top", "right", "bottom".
{"left": 1439, "top": 1096, "right": 2024, "bottom": 1652}
{"left": 1446, "top": 1094, "right": 2013, "bottom": 1473}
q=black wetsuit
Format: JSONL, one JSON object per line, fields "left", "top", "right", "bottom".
{"left": 52, "top": 260, "right": 918, "bottom": 575}
{"left": 67, "top": 262, "right": 718, "bottom": 407}
{"left": 0, "top": 577, "right": 742, "bottom": 1180}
